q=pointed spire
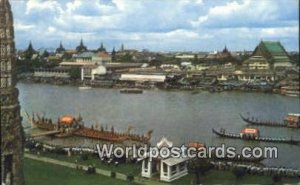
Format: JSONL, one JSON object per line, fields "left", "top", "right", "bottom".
{"left": 28, "top": 41, "right": 33, "bottom": 50}
{"left": 97, "top": 41, "right": 106, "bottom": 52}
{"left": 76, "top": 38, "right": 87, "bottom": 53}
{"left": 112, "top": 47, "right": 116, "bottom": 62}
{"left": 56, "top": 41, "right": 65, "bottom": 53}
{"left": 25, "top": 40, "right": 36, "bottom": 58}
{"left": 80, "top": 38, "right": 83, "bottom": 46}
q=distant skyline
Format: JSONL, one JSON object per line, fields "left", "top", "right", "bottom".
{"left": 11, "top": 0, "right": 299, "bottom": 52}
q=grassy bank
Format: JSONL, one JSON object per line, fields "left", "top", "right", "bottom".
{"left": 25, "top": 151, "right": 299, "bottom": 185}
{"left": 24, "top": 158, "right": 138, "bottom": 185}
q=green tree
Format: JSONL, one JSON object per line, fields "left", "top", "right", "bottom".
{"left": 120, "top": 53, "right": 133, "bottom": 63}
{"left": 69, "top": 67, "right": 81, "bottom": 79}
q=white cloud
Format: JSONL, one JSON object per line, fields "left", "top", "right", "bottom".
{"left": 25, "top": 0, "right": 62, "bottom": 14}
{"left": 14, "top": 22, "right": 35, "bottom": 31}
{"left": 10, "top": 0, "right": 299, "bottom": 51}
{"left": 191, "top": 0, "right": 284, "bottom": 28}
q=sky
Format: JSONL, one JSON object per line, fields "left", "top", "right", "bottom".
{"left": 10, "top": 0, "right": 299, "bottom": 52}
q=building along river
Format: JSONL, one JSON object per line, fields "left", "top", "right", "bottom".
{"left": 18, "top": 82, "right": 300, "bottom": 168}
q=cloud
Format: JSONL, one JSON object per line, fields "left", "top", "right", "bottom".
{"left": 191, "top": 0, "right": 298, "bottom": 28}
{"left": 10, "top": 0, "right": 299, "bottom": 51}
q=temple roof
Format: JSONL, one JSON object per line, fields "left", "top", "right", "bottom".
{"left": 76, "top": 39, "right": 88, "bottom": 52}
{"left": 157, "top": 137, "right": 173, "bottom": 148}
{"left": 253, "top": 41, "right": 291, "bottom": 64}
{"left": 261, "top": 41, "right": 286, "bottom": 56}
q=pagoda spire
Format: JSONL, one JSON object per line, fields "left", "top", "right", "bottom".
{"left": 0, "top": 0, "right": 25, "bottom": 184}
{"left": 76, "top": 38, "right": 87, "bottom": 53}
{"left": 97, "top": 41, "right": 106, "bottom": 52}
{"left": 56, "top": 40, "right": 65, "bottom": 53}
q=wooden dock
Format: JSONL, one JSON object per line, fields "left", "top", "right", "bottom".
{"left": 31, "top": 130, "right": 61, "bottom": 137}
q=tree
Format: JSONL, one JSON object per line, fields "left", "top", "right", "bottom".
{"left": 149, "top": 59, "right": 162, "bottom": 68}
{"left": 120, "top": 53, "right": 133, "bottom": 63}
{"left": 69, "top": 67, "right": 81, "bottom": 79}
{"left": 187, "top": 158, "right": 213, "bottom": 184}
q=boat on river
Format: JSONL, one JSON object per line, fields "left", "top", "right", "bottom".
{"left": 120, "top": 88, "right": 143, "bottom": 94}
{"left": 240, "top": 113, "right": 300, "bottom": 128}
{"left": 26, "top": 112, "right": 153, "bottom": 143}
{"left": 212, "top": 128, "right": 300, "bottom": 145}
{"left": 79, "top": 86, "right": 92, "bottom": 90}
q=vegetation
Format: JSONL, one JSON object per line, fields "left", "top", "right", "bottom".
{"left": 24, "top": 158, "right": 138, "bottom": 185}
{"left": 187, "top": 158, "right": 214, "bottom": 184}
{"left": 69, "top": 67, "right": 81, "bottom": 79}
{"left": 119, "top": 52, "right": 133, "bottom": 63}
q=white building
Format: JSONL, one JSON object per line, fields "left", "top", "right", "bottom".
{"left": 81, "top": 65, "right": 106, "bottom": 80}
{"left": 120, "top": 74, "right": 166, "bottom": 82}
{"left": 141, "top": 137, "right": 189, "bottom": 182}
{"left": 34, "top": 67, "right": 70, "bottom": 78}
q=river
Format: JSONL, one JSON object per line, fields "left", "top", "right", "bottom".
{"left": 17, "top": 82, "right": 300, "bottom": 168}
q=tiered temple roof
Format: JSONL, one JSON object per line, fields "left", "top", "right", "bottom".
{"left": 252, "top": 41, "right": 292, "bottom": 65}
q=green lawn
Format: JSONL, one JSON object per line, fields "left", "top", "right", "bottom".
{"left": 26, "top": 151, "right": 300, "bottom": 185}
{"left": 172, "top": 170, "right": 299, "bottom": 185}
{"left": 24, "top": 158, "right": 137, "bottom": 185}
{"left": 33, "top": 151, "right": 141, "bottom": 176}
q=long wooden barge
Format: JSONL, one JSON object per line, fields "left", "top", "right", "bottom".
{"left": 239, "top": 113, "right": 300, "bottom": 128}
{"left": 26, "top": 112, "right": 153, "bottom": 143}
{"left": 212, "top": 128, "right": 300, "bottom": 145}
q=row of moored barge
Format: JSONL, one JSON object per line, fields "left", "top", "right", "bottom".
{"left": 212, "top": 128, "right": 300, "bottom": 145}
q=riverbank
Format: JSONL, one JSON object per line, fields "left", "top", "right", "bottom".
{"left": 18, "top": 74, "right": 291, "bottom": 96}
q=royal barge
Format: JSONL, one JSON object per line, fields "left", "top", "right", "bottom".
{"left": 212, "top": 128, "right": 300, "bottom": 145}
{"left": 26, "top": 112, "right": 153, "bottom": 143}
{"left": 240, "top": 113, "right": 300, "bottom": 128}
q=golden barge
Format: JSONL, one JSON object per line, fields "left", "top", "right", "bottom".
{"left": 26, "top": 112, "right": 153, "bottom": 143}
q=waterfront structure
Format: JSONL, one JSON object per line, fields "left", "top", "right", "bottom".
{"left": 74, "top": 51, "right": 111, "bottom": 64}
{"left": 81, "top": 65, "right": 107, "bottom": 80}
{"left": 34, "top": 67, "right": 71, "bottom": 78}
{"left": 243, "top": 56, "right": 270, "bottom": 70}
{"left": 250, "top": 41, "right": 293, "bottom": 69}
{"left": 141, "top": 137, "right": 188, "bottom": 182}
{"left": 0, "top": 0, "right": 25, "bottom": 184}
{"left": 120, "top": 74, "right": 166, "bottom": 82}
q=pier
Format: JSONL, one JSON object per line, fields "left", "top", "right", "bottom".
{"left": 30, "top": 130, "right": 61, "bottom": 137}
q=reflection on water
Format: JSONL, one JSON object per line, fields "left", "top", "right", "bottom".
{"left": 18, "top": 83, "right": 300, "bottom": 168}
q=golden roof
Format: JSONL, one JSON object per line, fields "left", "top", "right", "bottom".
{"left": 59, "top": 115, "right": 75, "bottom": 125}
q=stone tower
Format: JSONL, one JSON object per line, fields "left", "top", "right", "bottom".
{"left": 0, "top": 0, "right": 25, "bottom": 184}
